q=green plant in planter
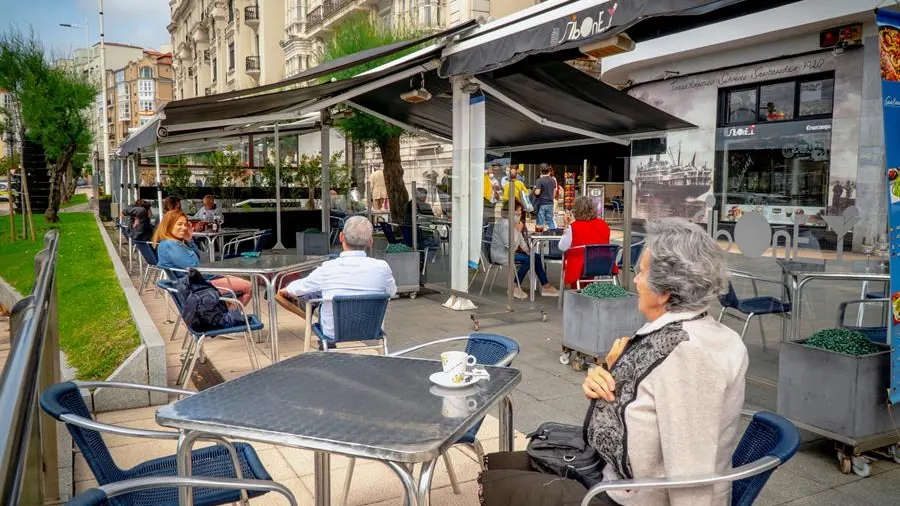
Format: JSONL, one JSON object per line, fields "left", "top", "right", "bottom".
{"left": 804, "top": 328, "right": 880, "bottom": 356}
{"left": 304, "top": 228, "right": 321, "bottom": 233}
{"left": 581, "top": 283, "right": 629, "bottom": 299}
{"left": 99, "top": 195, "right": 111, "bottom": 201}
{"left": 385, "top": 243, "right": 412, "bottom": 253}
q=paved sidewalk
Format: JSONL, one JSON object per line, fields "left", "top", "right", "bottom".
{"left": 73, "top": 236, "right": 900, "bottom": 505}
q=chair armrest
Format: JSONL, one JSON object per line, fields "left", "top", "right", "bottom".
{"left": 581, "top": 456, "right": 781, "bottom": 506}
{"left": 838, "top": 298, "right": 888, "bottom": 326}
{"left": 59, "top": 413, "right": 180, "bottom": 440}
{"left": 73, "top": 380, "right": 194, "bottom": 398}
{"left": 94, "top": 476, "right": 299, "bottom": 506}
{"left": 302, "top": 298, "right": 325, "bottom": 353}
{"left": 728, "top": 271, "right": 793, "bottom": 302}
{"left": 216, "top": 286, "right": 240, "bottom": 300}
{"left": 390, "top": 336, "right": 470, "bottom": 357}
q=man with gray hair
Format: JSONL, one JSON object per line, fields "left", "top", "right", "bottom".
{"left": 277, "top": 216, "right": 397, "bottom": 339}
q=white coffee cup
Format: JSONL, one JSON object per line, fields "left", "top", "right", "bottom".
{"left": 441, "top": 351, "right": 477, "bottom": 384}
{"left": 442, "top": 396, "right": 478, "bottom": 418}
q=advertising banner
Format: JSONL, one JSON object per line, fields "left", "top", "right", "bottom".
{"left": 877, "top": 9, "right": 900, "bottom": 404}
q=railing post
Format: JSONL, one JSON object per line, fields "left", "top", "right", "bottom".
{"left": 39, "top": 267, "right": 60, "bottom": 502}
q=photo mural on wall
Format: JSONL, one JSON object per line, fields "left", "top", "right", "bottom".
{"left": 626, "top": 49, "right": 864, "bottom": 226}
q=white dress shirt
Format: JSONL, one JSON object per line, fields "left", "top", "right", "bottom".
{"left": 283, "top": 250, "right": 397, "bottom": 338}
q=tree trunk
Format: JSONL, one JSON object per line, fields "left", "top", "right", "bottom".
{"left": 379, "top": 135, "right": 408, "bottom": 223}
{"left": 64, "top": 162, "right": 76, "bottom": 201}
{"left": 45, "top": 144, "right": 75, "bottom": 223}
{"left": 351, "top": 139, "right": 365, "bottom": 195}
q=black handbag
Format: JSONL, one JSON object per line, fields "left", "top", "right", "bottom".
{"left": 526, "top": 418, "right": 604, "bottom": 488}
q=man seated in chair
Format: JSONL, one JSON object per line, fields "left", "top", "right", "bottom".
{"left": 275, "top": 216, "right": 397, "bottom": 341}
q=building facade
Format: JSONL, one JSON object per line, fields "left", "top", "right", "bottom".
{"left": 602, "top": 0, "right": 888, "bottom": 248}
{"left": 0, "top": 88, "right": 16, "bottom": 161}
{"left": 104, "top": 51, "right": 175, "bottom": 149}
{"left": 168, "top": 0, "right": 285, "bottom": 99}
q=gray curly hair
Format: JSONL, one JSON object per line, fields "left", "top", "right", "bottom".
{"left": 643, "top": 218, "right": 729, "bottom": 312}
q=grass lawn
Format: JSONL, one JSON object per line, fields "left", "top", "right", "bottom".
{"left": 0, "top": 212, "right": 140, "bottom": 380}
{"left": 61, "top": 193, "right": 88, "bottom": 208}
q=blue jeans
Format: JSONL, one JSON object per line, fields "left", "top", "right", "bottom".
{"left": 515, "top": 252, "right": 548, "bottom": 286}
{"left": 536, "top": 204, "right": 556, "bottom": 229}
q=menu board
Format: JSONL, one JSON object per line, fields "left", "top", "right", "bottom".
{"left": 564, "top": 171, "right": 577, "bottom": 211}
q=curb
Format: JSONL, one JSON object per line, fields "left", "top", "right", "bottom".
{"left": 91, "top": 213, "right": 168, "bottom": 410}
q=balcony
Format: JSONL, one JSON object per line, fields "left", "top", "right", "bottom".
{"left": 244, "top": 6, "right": 259, "bottom": 29}
{"left": 245, "top": 56, "right": 260, "bottom": 76}
{"left": 307, "top": 6, "right": 323, "bottom": 31}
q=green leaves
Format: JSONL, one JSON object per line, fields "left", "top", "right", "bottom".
{"left": 581, "top": 283, "right": 630, "bottom": 299}
{"left": 385, "top": 243, "right": 413, "bottom": 253}
{"left": 804, "top": 329, "right": 881, "bottom": 356}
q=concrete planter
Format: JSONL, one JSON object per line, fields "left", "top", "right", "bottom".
{"left": 562, "top": 290, "right": 644, "bottom": 363}
{"left": 379, "top": 251, "right": 420, "bottom": 296}
{"left": 296, "top": 231, "right": 330, "bottom": 256}
{"left": 777, "top": 340, "right": 894, "bottom": 440}
{"left": 98, "top": 198, "right": 112, "bottom": 221}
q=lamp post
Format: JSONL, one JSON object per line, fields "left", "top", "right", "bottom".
{"left": 58, "top": 21, "right": 89, "bottom": 50}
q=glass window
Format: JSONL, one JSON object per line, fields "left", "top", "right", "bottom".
{"left": 140, "top": 66, "right": 153, "bottom": 79}
{"left": 212, "top": 58, "right": 217, "bottom": 81}
{"left": 798, "top": 78, "right": 834, "bottom": 117}
{"left": 228, "top": 43, "right": 235, "bottom": 70}
{"left": 726, "top": 89, "right": 757, "bottom": 124}
{"left": 759, "top": 82, "right": 795, "bottom": 122}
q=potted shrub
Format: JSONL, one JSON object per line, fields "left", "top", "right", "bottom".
{"left": 296, "top": 227, "right": 330, "bottom": 255}
{"left": 561, "top": 283, "right": 644, "bottom": 370}
{"left": 380, "top": 243, "right": 420, "bottom": 297}
{"left": 98, "top": 194, "right": 112, "bottom": 221}
{"left": 777, "top": 329, "right": 895, "bottom": 444}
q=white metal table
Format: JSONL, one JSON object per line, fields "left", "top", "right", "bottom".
{"left": 194, "top": 254, "right": 326, "bottom": 361}
{"left": 156, "top": 352, "right": 521, "bottom": 506}
{"left": 528, "top": 234, "right": 563, "bottom": 302}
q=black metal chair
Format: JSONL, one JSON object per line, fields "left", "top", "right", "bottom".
{"left": 718, "top": 270, "right": 792, "bottom": 351}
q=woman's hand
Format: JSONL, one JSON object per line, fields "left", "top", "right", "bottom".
{"left": 583, "top": 365, "right": 616, "bottom": 402}
{"left": 605, "top": 337, "right": 630, "bottom": 369}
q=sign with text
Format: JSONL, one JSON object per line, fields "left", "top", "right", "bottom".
{"left": 877, "top": 9, "right": 900, "bottom": 404}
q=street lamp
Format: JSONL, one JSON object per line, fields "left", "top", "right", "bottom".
{"left": 58, "top": 21, "right": 89, "bottom": 50}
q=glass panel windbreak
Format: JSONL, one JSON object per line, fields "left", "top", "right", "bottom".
{"left": 726, "top": 88, "right": 757, "bottom": 124}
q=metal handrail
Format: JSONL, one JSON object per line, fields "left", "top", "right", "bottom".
{"left": 0, "top": 231, "right": 61, "bottom": 505}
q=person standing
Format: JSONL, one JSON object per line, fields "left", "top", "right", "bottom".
{"left": 533, "top": 163, "right": 558, "bottom": 231}
{"left": 371, "top": 169, "right": 387, "bottom": 210}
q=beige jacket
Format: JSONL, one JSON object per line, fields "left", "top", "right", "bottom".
{"left": 587, "top": 309, "right": 748, "bottom": 506}
{"left": 371, "top": 170, "right": 387, "bottom": 200}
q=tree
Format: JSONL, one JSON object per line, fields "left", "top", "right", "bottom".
{"left": 320, "top": 12, "right": 421, "bottom": 223}
{"left": 0, "top": 27, "right": 94, "bottom": 223}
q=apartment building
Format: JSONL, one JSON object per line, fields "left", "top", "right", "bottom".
{"left": 104, "top": 51, "right": 175, "bottom": 150}
{"left": 168, "top": 0, "right": 285, "bottom": 99}
{"left": 0, "top": 88, "right": 15, "bottom": 160}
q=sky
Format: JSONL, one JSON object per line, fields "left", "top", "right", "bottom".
{"left": 6, "top": 0, "right": 172, "bottom": 57}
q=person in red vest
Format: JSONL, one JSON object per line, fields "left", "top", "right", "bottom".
{"left": 558, "top": 196, "right": 615, "bottom": 288}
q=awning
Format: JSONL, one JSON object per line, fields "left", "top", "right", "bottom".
{"left": 350, "top": 60, "right": 694, "bottom": 150}
{"left": 439, "top": 0, "right": 800, "bottom": 77}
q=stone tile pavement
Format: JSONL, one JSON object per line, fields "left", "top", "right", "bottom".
{"left": 69, "top": 240, "right": 900, "bottom": 505}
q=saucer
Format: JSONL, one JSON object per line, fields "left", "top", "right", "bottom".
{"left": 429, "top": 371, "right": 483, "bottom": 389}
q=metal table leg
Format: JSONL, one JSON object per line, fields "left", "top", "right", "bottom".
{"left": 314, "top": 451, "right": 331, "bottom": 506}
{"left": 499, "top": 394, "right": 514, "bottom": 452}
{"left": 529, "top": 240, "right": 537, "bottom": 302}
{"left": 416, "top": 459, "right": 438, "bottom": 506}
{"left": 386, "top": 461, "right": 418, "bottom": 506}
{"left": 259, "top": 274, "right": 279, "bottom": 363}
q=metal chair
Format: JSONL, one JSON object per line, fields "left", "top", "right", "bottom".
{"left": 564, "top": 244, "right": 622, "bottom": 289}
{"left": 479, "top": 222, "right": 524, "bottom": 296}
{"left": 40, "top": 381, "right": 274, "bottom": 506}
{"left": 616, "top": 239, "right": 645, "bottom": 274}
{"left": 219, "top": 229, "right": 271, "bottom": 260}
{"left": 378, "top": 221, "right": 402, "bottom": 244}
{"left": 838, "top": 298, "right": 889, "bottom": 344}
{"left": 718, "top": 270, "right": 792, "bottom": 351}
{"left": 66, "top": 476, "right": 298, "bottom": 506}
{"left": 133, "top": 241, "right": 164, "bottom": 294}
{"left": 581, "top": 411, "right": 800, "bottom": 506}
{"left": 157, "top": 278, "right": 262, "bottom": 385}
{"left": 331, "top": 216, "right": 346, "bottom": 246}
{"left": 303, "top": 293, "right": 391, "bottom": 353}
{"left": 400, "top": 224, "right": 440, "bottom": 275}
{"left": 340, "top": 333, "right": 520, "bottom": 506}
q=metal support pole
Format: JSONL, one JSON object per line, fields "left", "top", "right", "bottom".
{"left": 273, "top": 123, "right": 284, "bottom": 249}
{"left": 582, "top": 159, "right": 588, "bottom": 196}
{"left": 507, "top": 179, "right": 516, "bottom": 310}
{"left": 99, "top": 0, "right": 111, "bottom": 195}
{"left": 131, "top": 155, "right": 139, "bottom": 201}
{"left": 154, "top": 146, "right": 163, "bottom": 219}
{"left": 623, "top": 179, "right": 633, "bottom": 290}
{"left": 118, "top": 157, "right": 124, "bottom": 208}
{"left": 411, "top": 180, "right": 418, "bottom": 251}
{"left": 366, "top": 180, "right": 374, "bottom": 256}
{"left": 321, "top": 109, "right": 331, "bottom": 243}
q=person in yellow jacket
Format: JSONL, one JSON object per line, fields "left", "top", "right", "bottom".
{"left": 502, "top": 166, "right": 530, "bottom": 210}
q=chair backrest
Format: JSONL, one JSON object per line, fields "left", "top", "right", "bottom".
{"left": 331, "top": 293, "right": 391, "bottom": 343}
{"left": 465, "top": 333, "right": 520, "bottom": 366}
{"left": 40, "top": 382, "right": 124, "bottom": 485}
{"left": 379, "top": 222, "right": 400, "bottom": 244}
{"left": 731, "top": 412, "right": 800, "bottom": 506}
{"left": 252, "top": 230, "right": 272, "bottom": 253}
{"left": 544, "top": 229, "right": 564, "bottom": 260}
{"left": 399, "top": 225, "right": 414, "bottom": 248}
{"left": 582, "top": 244, "right": 621, "bottom": 278}
{"left": 134, "top": 242, "right": 158, "bottom": 266}
{"left": 718, "top": 281, "right": 741, "bottom": 309}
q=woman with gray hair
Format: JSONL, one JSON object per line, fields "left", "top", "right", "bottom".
{"left": 479, "top": 218, "right": 748, "bottom": 506}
